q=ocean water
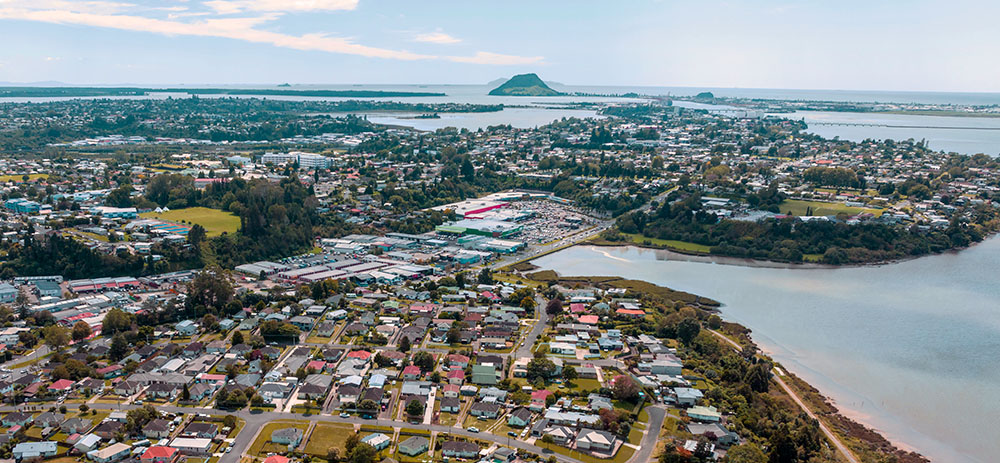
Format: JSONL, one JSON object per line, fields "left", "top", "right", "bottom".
{"left": 533, "top": 241, "right": 1000, "bottom": 463}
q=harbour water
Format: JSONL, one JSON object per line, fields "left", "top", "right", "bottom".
{"left": 3, "top": 84, "right": 1000, "bottom": 154}
{"left": 532, "top": 242, "right": 1000, "bottom": 463}
{"left": 785, "top": 110, "right": 1000, "bottom": 156}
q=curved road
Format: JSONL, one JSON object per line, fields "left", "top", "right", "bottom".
{"left": 708, "top": 330, "right": 858, "bottom": 463}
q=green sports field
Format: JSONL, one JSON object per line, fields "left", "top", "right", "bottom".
{"left": 139, "top": 207, "right": 240, "bottom": 236}
{"left": 779, "top": 199, "right": 884, "bottom": 217}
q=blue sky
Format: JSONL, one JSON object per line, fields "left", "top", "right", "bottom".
{"left": 0, "top": 0, "right": 997, "bottom": 92}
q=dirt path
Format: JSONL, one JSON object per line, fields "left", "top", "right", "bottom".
{"left": 709, "top": 330, "right": 858, "bottom": 463}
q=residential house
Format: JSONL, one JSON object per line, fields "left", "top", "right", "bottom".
{"left": 397, "top": 436, "right": 428, "bottom": 457}
{"left": 140, "top": 446, "right": 179, "bottom": 463}
{"left": 440, "top": 397, "right": 461, "bottom": 413}
{"left": 61, "top": 418, "right": 92, "bottom": 435}
{"left": 143, "top": 420, "right": 172, "bottom": 439}
{"left": 182, "top": 423, "right": 217, "bottom": 439}
{"left": 440, "top": 441, "right": 479, "bottom": 459}
{"left": 169, "top": 438, "right": 212, "bottom": 455}
{"left": 270, "top": 428, "right": 303, "bottom": 450}
{"left": 359, "top": 433, "right": 390, "bottom": 451}
{"left": 576, "top": 429, "right": 616, "bottom": 451}
{"left": 471, "top": 364, "right": 500, "bottom": 385}
{"left": 12, "top": 442, "right": 58, "bottom": 460}
{"left": 507, "top": 407, "right": 532, "bottom": 428}
{"left": 87, "top": 442, "right": 131, "bottom": 463}
{"left": 92, "top": 421, "right": 124, "bottom": 439}
{"left": 470, "top": 402, "right": 500, "bottom": 419}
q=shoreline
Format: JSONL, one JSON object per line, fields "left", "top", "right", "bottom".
{"left": 519, "top": 266, "right": 929, "bottom": 463}
{"left": 524, "top": 265, "right": 930, "bottom": 462}
{"left": 586, "top": 236, "right": 986, "bottom": 269}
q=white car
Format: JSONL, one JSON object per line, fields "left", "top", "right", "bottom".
{"left": 466, "top": 427, "right": 479, "bottom": 433}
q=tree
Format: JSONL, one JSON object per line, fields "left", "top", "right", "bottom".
{"left": 611, "top": 375, "right": 640, "bottom": 402}
{"left": 526, "top": 357, "right": 556, "bottom": 382}
{"left": 412, "top": 351, "right": 434, "bottom": 371}
{"left": 125, "top": 405, "right": 159, "bottom": 433}
{"left": 71, "top": 321, "right": 92, "bottom": 342}
{"left": 186, "top": 268, "right": 234, "bottom": 315}
{"left": 347, "top": 443, "right": 376, "bottom": 463}
{"left": 398, "top": 336, "right": 411, "bottom": 353}
{"left": 231, "top": 330, "right": 245, "bottom": 346}
{"left": 326, "top": 447, "right": 341, "bottom": 463}
{"left": 181, "top": 383, "right": 191, "bottom": 401}
{"left": 477, "top": 267, "right": 493, "bottom": 285}
{"left": 357, "top": 399, "right": 377, "bottom": 414}
{"left": 545, "top": 298, "right": 563, "bottom": 315}
{"left": 461, "top": 156, "right": 475, "bottom": 181}
{"left": 187, "top": 224, "right": 207, "bottom": 246}
{"left": 520, "top": 295, "right": 536, "bottom": 310}
{"left": 562, "top": 365, "right": 578, "bottom": 383}
{"left": 745, "top": 363, "right": 771, "bottom": 393}
{"left": 677, "top": 317, "right": 701, "bottom": 345}
{"left": 103, "top": 308, "right": 133, "bottom": 334}
{"left": 540, "top": 435, "right": 555, "bottom": 444}
{"left": 725, "top": 443, "right": 767, "bottom": 463}
{"left": 446, "top": 321, "right": 465, "bottom": 344}
{"left": 43, "top": 325, "right": 69, "bottom": 350}
{"left": 405, "top": 399, "right": 425, "bottom": 417}
{"left": 109, "top": 334, "right": 129, "bottom": 361}
{"left": 344, "top": 432, "right": 360, "bottom": 454}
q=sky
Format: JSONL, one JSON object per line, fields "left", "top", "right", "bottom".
{"left": 0, "top": 0, "right": 998, "bottom": 92}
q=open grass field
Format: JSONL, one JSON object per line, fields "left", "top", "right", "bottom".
{"left": 565, "top": 378, "right": 603, "bottom": 393}
{"left": 779, "top": 199, "right": 884, "bottom": 217}
{"left": 0, "top": 173, "right": 48, "bottom": 182}
{"left": 139, "top": 207, "right": 240, "bottom": 237}
{"left": 621, "top": 233, "right": 711, "bottom": 253}
{"left": 303, "top": 423, "right": 355, "bottom": 456}
{"left": 247, "top": 421, "right": 310, "bottom": 457}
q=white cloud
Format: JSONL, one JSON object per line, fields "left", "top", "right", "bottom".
{"left": 203, "top": 0, "right": 358, "bottom": 14}
{"left": 413, "top": 31, "right": 460, "bottom": 45}
{"left": 44, "top": 56, "right": 61, "bottom": 61}
{"left": 448, "top": 51, "right": 544, "bottom": 66}
{"left": 0, "top": 1, "right": 544, "bottom": 66}
{"left": 0, "top": 6, "right": 431, "bottom": 60}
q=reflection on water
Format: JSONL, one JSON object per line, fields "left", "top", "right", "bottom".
{"left": 533, "top": 240, "right": 1000, "bottom": 463}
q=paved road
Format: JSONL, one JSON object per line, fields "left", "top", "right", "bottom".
{"left": 629, "top": 405, "right": 666, "bottom": 463}
{"left": 0, "top": 401, "right": 591, "bottom": 463}
{"left": 514, "top": 295, "right": 549, "bottom": 359}
{"left": 708, "top": 330, "right": 859, "bottom": 463}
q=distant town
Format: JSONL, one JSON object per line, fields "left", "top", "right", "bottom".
{"left": 0, "top": 89, "right": 973, "bottom": 463}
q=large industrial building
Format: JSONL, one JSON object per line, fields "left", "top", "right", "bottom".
{"left": 435, "top": 219, "right": 523, "bottom": 238}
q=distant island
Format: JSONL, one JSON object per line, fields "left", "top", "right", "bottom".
{"left": 0, "top": 87, "right": 446, "bottom": 98}
{"left": 488, "top": 73, "right": 563, "bottom": 96}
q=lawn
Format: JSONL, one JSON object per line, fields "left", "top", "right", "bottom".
{"left": 436, "top": 410, "right": 459, "bottom": 427}
{"left": 779, "top": 199, "right": 884, "bottom": 217}
{"left": 0, "top": 173, "right": 47, "bottom": 182}
{"left": 247, "top": 421, "right": 310, "bottom": 457}
{"left": 536, "top": 441, "right": 636, "bottom": 463}
{"left": 621, "top": 233, "right": 711, "bottom": 253}
{"left": 303, "top": 423, "right": 354, "bottom": 456}
{"left": 566, "top": 378, "right": 602, "bottom": 393}
{"left": 139, "top": 207, "right": 240, "bottom": 237}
